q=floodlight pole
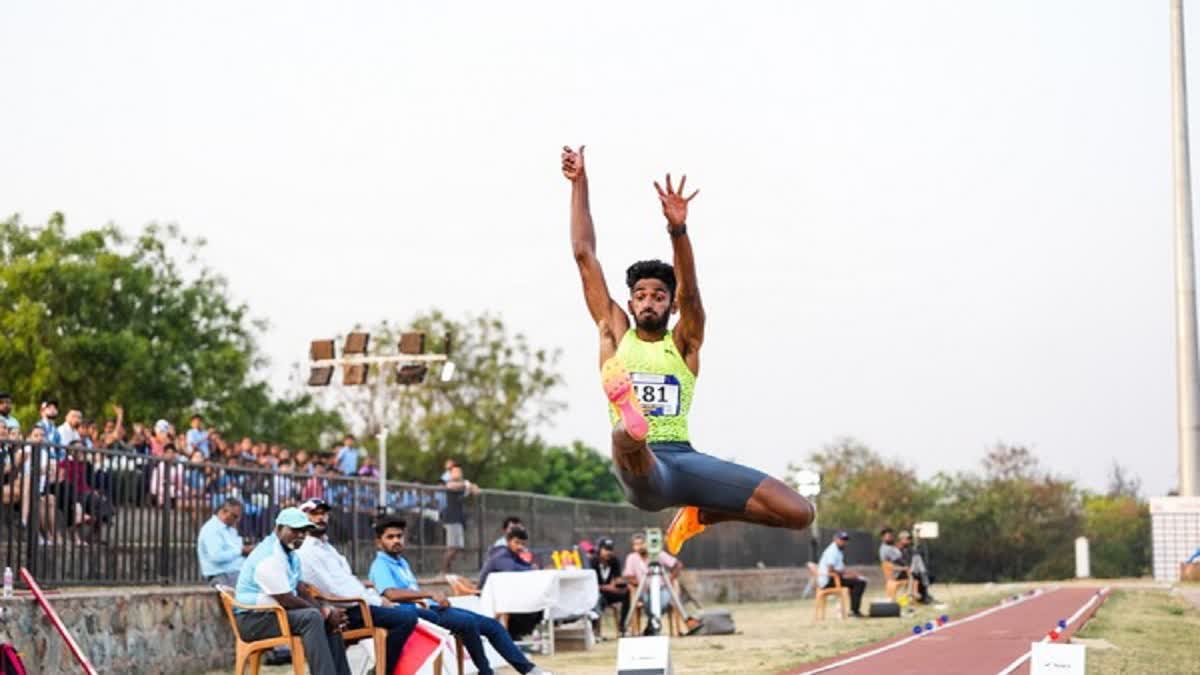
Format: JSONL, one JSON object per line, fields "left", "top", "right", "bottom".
{"left": 1172, "top": 0, "right": 1200, "bottom": 496}
{"left": 377, "top": 427, "right": 388, "bottom": 516}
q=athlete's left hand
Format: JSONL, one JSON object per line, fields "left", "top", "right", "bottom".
{"left": 654, "top": 173, "right": 699, "bottom": 229}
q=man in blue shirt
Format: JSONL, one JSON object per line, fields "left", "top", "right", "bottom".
{"left": 35, "top": 398, "right": 62, "bottom": 449}
{"left": 0, "top": 392, "right": 19, "bottom": 432}
{"left": 197, "top": 498, "right": 251, "bottom": 586}
{"left": 235, "top": 507, "right": 351, "bottom": 675}
{"left": 335, "top": 435, "right": 359, "bottom": 476}
{"left": 186, "top": 414, "right": 210, "bottom": 459}
{"left": 817, "top": 530, "right": 867, "bottom": 617}
{"left": 368, "top": 517, "right": 546, "bottom": 675}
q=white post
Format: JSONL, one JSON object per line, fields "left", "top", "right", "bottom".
{"left": 1074, "top": 536, "right": 1091, "bottom": 579}
{"left": 377, "top": 427, "right": 388, "bottom": 514}
{"left": 1172, "top": 0, "right": 1200, "bottom": 496}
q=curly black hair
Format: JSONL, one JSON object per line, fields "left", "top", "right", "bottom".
{"left": 625, "top": 259, "right": 676, "bottom": 298}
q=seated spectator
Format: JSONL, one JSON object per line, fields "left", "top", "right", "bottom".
{"left": 492, "top": 516, "right": 524, "bottom": 550}
{"left": 590, "top": 537, "right": 631, "bottom": 636}
{"left": 479, "top": 526, "right": 536, "bottom": 587}
{"left": 296, "top": 499, "right": 417, "bottom": 675}
{"left": 234, "top": 508, "right": 351, "bottom": 675}
{"left": 198, "top": 498, "right": 252, "bottom": 587}
{"left": 368, "top": 517, "right": 546, "bottom": 675}
{"left": 878, "top": 527, "right": 905, "bottom": 568}
{"left": 897, "top": 531, "right": 934, "bottom": 603}
{"left": 818, "top": 531, "right": 867, "bottom": 617}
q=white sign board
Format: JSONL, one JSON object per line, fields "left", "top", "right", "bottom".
{"left": 913, "top": 521, "right": 939, "bottom": 539}
{"left": 617, "top": 636, "right": 672, "bottom": 675}
{"left": 1031, "top": 642, "right": 1085, "bottom": 674}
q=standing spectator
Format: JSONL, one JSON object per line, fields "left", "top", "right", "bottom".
{"left": 198, "top": 498, "right": 253, "bottom": 587}
{"left": 440, "top": 464, "right": 480, "bottom": 574}
{"left": 296, "top": 499, "right": 418, "bottom": 675}
{"left": 440, "top": 458, "right": 457, "bottom": 484}
{"left": 186, "top": 414, "right": 211, "bottom": 459}
{"left": 0, "top": 392, "right": 19, "bottom": 432}
{"left": 79, "top": 419, "right": 98, "bottom": 449}
{"left": 36, "top": 398, "right": 62, "bottom": 447}
{"left": 149, "top": 420, "right": 172, "bottom": 457}
{"left": 57, "top": 410, "right": 83, "bottom": 447}
{"left": 818, "top": 531, "right": 867, "bottom": 618}
{"left": 335, "top": 435, "right": 359, "bottom": 476}
{"left": 368, "top": 517, "right": 546, "bottom": 675}
{"left": 150, "top": 445, "right": 184, "bottom": 506}
{"left": 357, "top": 454, "right": 379, "bottom": 480}
{"left": 234, "top": 508, "right": 351, "bottom": 675}
{"left": 19, "top": 426, "right": 57, "bottom": 543}
{"left": 590, "top": 537, "right": 630, "bottom": 636}
{"left": 302, "top": 463, "right": 327, "bottom": 501}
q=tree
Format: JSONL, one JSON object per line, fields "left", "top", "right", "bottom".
{"left": 0, "top": 213, "right": 343, "bottom": 446}
{"left": 325, "top": 311, "right": 564, "bottom": 485}
{"left": 490, "top": 440, "right": 623, "bottom": 503}
{"left": 795, "top": 437, "right": 933, "bottom": 532}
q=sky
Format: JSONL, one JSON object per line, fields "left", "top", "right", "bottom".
{"left": 0, "top": 1, "right": 1189, "bottom": 496}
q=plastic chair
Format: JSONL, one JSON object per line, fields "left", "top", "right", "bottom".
{"left": 807, "top": 562, "right": 849, "bottom": 621}
{"left": 215, "top": 585, "right": 306, "bottom": 675}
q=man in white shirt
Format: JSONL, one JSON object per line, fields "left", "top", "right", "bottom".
{"left": 57, "top": 409, "right": 83, "bottom": 446}
{"left": 296, "top": 498, "right": 418, "bottom": 674}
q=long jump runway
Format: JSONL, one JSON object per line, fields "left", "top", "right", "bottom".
{"left": 784, "top": 586, "right": 1108, "bottom": 675}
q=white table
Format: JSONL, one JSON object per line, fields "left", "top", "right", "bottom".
{"left": 479, "top": 569, "right": 599, "bottom": 655}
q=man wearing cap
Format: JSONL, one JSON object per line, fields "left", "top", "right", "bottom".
{"left": 197, "top": 498, "right": 252, "bottom": 587}
{"left": 234, "top": 507, "right": 351, "bottom": 675}
{"left": 0, "top": 393, "right": 19, "bottom": 432}
{"left": 590, "top": 537, "right": 631, "bottom": 636}
{"left": 817, "top": 531, "right": 867, "bottom": 617}
{"left": 296, "top": 498, "right": 418, "bottom": 675}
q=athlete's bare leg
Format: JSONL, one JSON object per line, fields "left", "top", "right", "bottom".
{"left": 697, "top": 477, "right": 814, "bottom": 530}
{"left": 610, "top": 422, "right": 656, "bottom": 476}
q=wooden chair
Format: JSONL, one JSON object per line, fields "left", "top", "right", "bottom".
{"left": 807, "top": 562, "right": 849, "bottom": 621}
{"left": 310, "top": 588, "right": 388, "bottom": 675}
{"left": 881, "top": 561, "right": 917, "bottom": 602}
{"left": 215, "top": 585, "right": 307, "bottom": 675}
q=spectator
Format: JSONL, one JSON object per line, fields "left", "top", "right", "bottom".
{"left": 0, "top": 392, "right": 19, "bottom": 432}
{"left": 18, "top": 426, "right": 57, "bottom": 544}
{"left": 368, "top": 517, "right": 546, "bottom": 675}
{"left": 356, "top": 454, "right": 379, "bottom": 480}
{"left": 150, "top": 445, "right": 184, "bottom": 506}
{"left": 296, "top": 499, "right": 418, "bottom": 675}
{"left": 590, "top": 537, "right": 631, "bottom": 637}
{"left": 479, "top": 526, "right": 536, "bottom": 587}
{"left": 186, "top": 414, "right": 210, "bottom": 459}
{"left": 335, "top": 435, "right": 359, "bottom": 476}
{"left": 818, "top": 531, "right": 867, "bottom": 618}
{"left": 234, "top": 508, "right": 351, "bottom": 675}
{"left": 440, "top": 458, "right": 457, "bottom": 484}
{"left": 302, "top": 463, "right": 327, "bottom": 501}
{"left": 149, "top": 420, "right": 172, "bottom": 457}
{"left": 492, "top": 516, "right": 524, "bottom": 549}
{"left": 440, "top": 464, "right": 480, "bottom": 574}
{"left": 878, "top": 527, "right": 903, "bottom": 567}
{"left": 57, "top": 441, "right": 93, "bottom": 545}
{"left": 198, "top": 498, "right": 253, "bottom": 587}
{"left": 897, "top": 531, "right": 934, "bottom": 604}
{"left": 57, "top": 409, "right": 83, "bottom": 447}
{"left": 79, "top": 419, "right": 97, "bottom": 449}
{"left": 35, "top": 398, "right": 62, "bottom": 448}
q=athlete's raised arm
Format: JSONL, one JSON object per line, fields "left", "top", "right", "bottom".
{"left": 564, "top": 145, "right": 630, "bottom": 352}
{"left": 655, "top": 173, "right": 704, "bottom": 366}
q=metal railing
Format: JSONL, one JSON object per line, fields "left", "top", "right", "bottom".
{"left": 0, "top": 441, "right": 870, "bottom": 587}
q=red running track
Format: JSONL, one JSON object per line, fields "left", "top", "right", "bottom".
{"left": 783, "top": 587, "right": 1107, "bottom": 675}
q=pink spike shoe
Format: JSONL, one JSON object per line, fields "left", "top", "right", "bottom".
{"left": 602, "top": 357, "right": 649, "bottom": 442}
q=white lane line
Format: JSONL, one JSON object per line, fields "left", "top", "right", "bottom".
{"left": 794, "top": 587, "right": 1059, "bottom": 675}
{"left": 994, "top": 587, "right": 1110, "bottom": 675}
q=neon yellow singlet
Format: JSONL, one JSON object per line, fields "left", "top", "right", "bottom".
{"left": 608, "top": 330, "right": 696, "bottom": 443}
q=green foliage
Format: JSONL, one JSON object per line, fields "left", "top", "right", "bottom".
{"left": 491, "top": 440, "right": 623, "bottom": 503}
{"left": 0, "top": 213, "right": 343, "bottom": 447}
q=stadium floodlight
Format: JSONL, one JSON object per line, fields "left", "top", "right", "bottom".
{"left": 308, "top": 340, "right": 337, "bottom": 386}
{"left": 396, "top": 364, "right": 428, "bottom": 386}
{"left": 344, "top": 331, "right": 371, "bottom": 355}
{"left": 310, "top": 339, "right": 335, "bottom": 361}
{"left": 307, "top": 366, "right": 335, "bottom": 387}
{"left": 343, "top": 364, "right": 369, "bottom": 386}
{"left": 399, "top": 331, "right": 425, "bottom": 355}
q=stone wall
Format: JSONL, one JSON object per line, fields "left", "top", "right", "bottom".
{"left": 1, "top": 586, "right": 232, "bottom": 675}
{"left": 0, "top": 567, "right": 875, "bottom": 673}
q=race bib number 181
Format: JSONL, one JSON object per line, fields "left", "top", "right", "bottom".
{"left": 631, "top": 373, "right": 681, "bottom": 417}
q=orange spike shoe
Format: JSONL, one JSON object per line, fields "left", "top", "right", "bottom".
{"left": 601, "top": 357, "right": 649, "bottom": 442}
{"left": 665, "top": 505, "right": 706, "bottom": 555}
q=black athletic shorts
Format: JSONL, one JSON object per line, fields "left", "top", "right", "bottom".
{"left": 613, "top": 441, "right": 768, "bottom": 514}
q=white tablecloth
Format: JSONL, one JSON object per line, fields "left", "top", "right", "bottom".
{"left": 478, "top": 569, "right": 599, "bottom": 620}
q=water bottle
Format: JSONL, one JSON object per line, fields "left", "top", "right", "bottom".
{"left": 3, "top": 566, "right": 12, "bottom": 599}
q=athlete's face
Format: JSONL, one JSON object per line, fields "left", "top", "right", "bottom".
{"left": 628, "top": 278, "right": 675, "bottom": 332}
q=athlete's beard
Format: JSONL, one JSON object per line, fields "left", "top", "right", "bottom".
{"left": 635, "top": 310, "right": 670, "bottom": 333}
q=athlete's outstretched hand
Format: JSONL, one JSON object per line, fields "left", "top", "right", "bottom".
{"left": 654, "top": 173, "right": 698, "bottom": 229}
{"left": 562, "top": 145, "right": 586, "bottom": 182}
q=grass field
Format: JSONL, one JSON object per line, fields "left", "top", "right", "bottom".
{"left": 1075, "top": 586, "right": 1200, "bottom": 675}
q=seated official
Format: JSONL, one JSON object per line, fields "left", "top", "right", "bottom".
{"left": 367, "top": 517, "right": 547, "bottom": 675}
{"left": 295, "top": 498, "right": 417, "bottom": 675}
{"left": 234, "top": 507, "right": 351, "bottom": 675}
{"left": 590, "top": 537, "right": 631, "bottom": 636}
{"left": 897, "top": 531, "right": 934, "bottom": 604}
{"left": 817, "top": 530, "right": 867, "bottom": 618}
{"left": 478, "top": 526, "right": 542, "bottom": 639}
{"left": 198, "top": 498, "right": 252, "bottom": 587}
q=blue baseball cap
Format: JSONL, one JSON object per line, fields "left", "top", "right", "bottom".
{"left": 275, "top": 507, "right": 316, "bottom": 530}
